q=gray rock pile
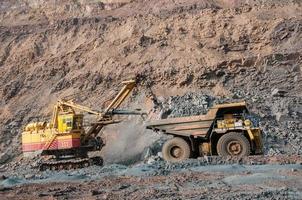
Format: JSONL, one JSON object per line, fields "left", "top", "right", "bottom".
{"left": 159, "top": 93, "right": 214, "bottom": 118}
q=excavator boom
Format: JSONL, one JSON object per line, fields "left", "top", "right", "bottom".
{"left": 85, "top": 79, "right": 138, "bottom": 141}
{"left": 103, "top": 80, "right": 136, "bottom": 114}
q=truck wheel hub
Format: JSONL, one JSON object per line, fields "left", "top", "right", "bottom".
{"left": 171, "top": 146, "right": 182, "bottom": 158}
{"left": 227, "top": 141, "right": 242, "bottom": 155}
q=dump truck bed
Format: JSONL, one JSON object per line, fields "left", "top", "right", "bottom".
{"left": 146, "top": 102, "right": 248, "bottom": 137}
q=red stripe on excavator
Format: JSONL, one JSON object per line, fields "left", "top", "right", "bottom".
{"left": 22, "top": 139, "right": 81, "bottom": 152}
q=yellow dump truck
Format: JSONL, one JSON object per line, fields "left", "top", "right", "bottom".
{"left": 146, "top": 102, "right": 263, "bottom": 162}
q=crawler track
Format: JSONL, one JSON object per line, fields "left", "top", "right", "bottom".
{"left": 39, "top": 156, "right": 103, "bottom": 171}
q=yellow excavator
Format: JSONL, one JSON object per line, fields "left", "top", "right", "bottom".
{"left": 22, "top": 80, "right": 143, "bottom": 170}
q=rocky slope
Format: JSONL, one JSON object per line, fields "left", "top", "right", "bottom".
{"left": 0, "top": 0, "right": 301, "bottom": 164}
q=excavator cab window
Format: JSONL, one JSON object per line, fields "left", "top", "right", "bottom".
{"left": 65, "top": 118, "right": 73, "bottom": 129}
{"left": 73, "top": 115, "right": 83, "bottom": 130}
{"left": 58, "top": 114, "right": 74, "bottom": 132}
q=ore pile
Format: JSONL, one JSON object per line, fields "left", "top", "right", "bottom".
{"left": 159, "top": 93, "right": 214, "bottom": 118}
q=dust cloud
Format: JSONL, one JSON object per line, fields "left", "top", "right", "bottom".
{"left": 100, "top": 116, "right": 161, "bottom": 165}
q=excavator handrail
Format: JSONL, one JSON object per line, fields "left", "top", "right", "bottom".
{"left": 50, "top": 79, "right": 136, "bottom": 128}
{"left": 58, "top": 100, "right": 103, "bottom": 116}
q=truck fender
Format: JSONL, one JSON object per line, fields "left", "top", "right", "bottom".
{"left": 246, "top": 128, "right": 255, "bottom": 141}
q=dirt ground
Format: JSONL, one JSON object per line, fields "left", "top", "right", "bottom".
{"left": 1, "top": 169, "right": 302, "bottom": 200}
{"left": 1, "top": 155, "right": 302, "bottom": 199}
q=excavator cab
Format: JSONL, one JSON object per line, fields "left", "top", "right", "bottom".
{"left": 57, "top": 114, "right": 83, "bottom": 132}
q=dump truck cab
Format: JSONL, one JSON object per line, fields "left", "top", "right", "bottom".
{"left": 146, "top": 101, "right": 263, "bottom": 162}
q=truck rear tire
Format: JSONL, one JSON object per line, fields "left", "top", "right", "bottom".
{"left": 217, "top": 132, "right": 250, "bottom": 157}
{"left": 162, "top": 137, "right": 191, "bottom": 162}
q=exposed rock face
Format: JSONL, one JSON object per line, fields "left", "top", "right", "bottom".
{"left": 0, "top": 0, "right": 301, "bottom": 163}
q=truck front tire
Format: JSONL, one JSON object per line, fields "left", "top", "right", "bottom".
{"left": 217, "top": 132, "right": 250, "bottom": 157}
{"left": 162, "top": 137, "right": 191, "bottom": 162}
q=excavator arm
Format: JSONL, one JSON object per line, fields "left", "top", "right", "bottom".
{"left": 84, "top": 79, "right": 137, "bottom": 142}
{"left": 103, "top": 80, "right": 136, "bottom": 114}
